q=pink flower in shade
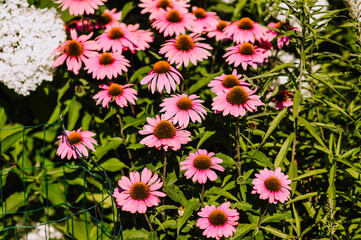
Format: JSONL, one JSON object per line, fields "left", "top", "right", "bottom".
{"left": 56, "top": 128, "right": 97, "bottom": 160}
{"left": 267, "top": 89, "right": 294, "bottom": 110}
{"left": 159, "top": 33, "right": 212, "bottom": 68}
{"left": 98, "top": 8, "right": 122, "bottom": 27}
{"left": 96, "top": 22, "right": 138, "bottom": 53}
{"left": 264, "top": 21, "right": 300, "bottom": 49}
{"left": 223, "top": 42, "right": 270, "bottom": 70}
{"left": 84, "top": 52, "right": 130, "bottom": 80}
{"left": 208, "top": 69, "right": 251, "bottom": 94}
{"left": 212, "top": 86, "right": 264, "bottom": 117}
{"left": 140, "top": 61, "right": 183, "bottom": 94}
{"left": 191, "top": 6, "right": 219, "bottom": 34}
{"left": 196, "top": 202, "right": 239, "bottom": 240}
{"left": 180, "top": 149, "right": 224, "bottom": 184}
{"left": 207, "top": 20, "right": 231, "bottom": 41}
{"left": 93, "top": 83, "right": 137, "bottom": 108}
{"left": 151, "top": 8, "right": 195, "bottom": 37}
{"left": 252, "top": 167, "right": 292, "bottom": 204}
{"left": 113, "top": 168, "right": 166, "bottom": 213}
{"left": 139, "top": 0, "right": 190, "bottom": 20}
{"left": 160, "top": 94, "right": 207, "bottom": 128}
{"left": 54, "top": 0, "right": 107, "bottom": 16}
{"left": 139, "top": 115, "right": 191, "bottom": 151}
{"left": 65, "top": 18, "right": 94, "bottom": 33}
{"left": 224, "top": 17, "right": 268, "bottom": 44}
{"left": 53, "top": 30, "right": 99, "bottom": 75}
{"left": 126, "top": 24, "right": 154, "bottom": 51}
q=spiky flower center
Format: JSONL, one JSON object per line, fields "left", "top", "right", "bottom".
{"left": 238, "top": 17, "right": 254, "bottom": 30}
{"left": 101, "top": 12, "right": 112, "bottom": 24}
{"left": 65, "top": 40, "right": 83, "bottom": 57}
{"left": 193, "top": 154, "right": 212, "bottom": 170}
{"left": 175, "top": 35, "right": 194, "bottom": 51}
{"left": 226, "top": 86, "right": 249, "bottom": 105}
{"left": 108, "top": 27, "right": 124, "bottom": 39}
{"left": 275, "top": 21, "right": 290, "bottom": 30}
{"left": 129, "top": 182, "right": 150, "bottom": 200}
{"left": 157, "top": 0, "right": 173, "bottom": 9}
{"left": 68, "top": 132, "right": 82, "bottom": 144}
{"left": 216, "top": 20, "right": 228, "bottom": 31}
{"left": 239, "top": 43, "right": 255, "bottom": 56}
{"left": 154, "top": 120, "right": 176, "bottom": 139}
{"left": 275, "top": 90, "right": 289, "bottom": 102}
{"left": 99, "top": 52, "right": 114, "bottom": 65}
{"left": 153, "top": 61, "right": 171, "bottom": 74}
{"left": 193, "top": 8, "right": 206, "bottom": 19}
{"left": 177, "top": 97, "right": 193, "bottom": 110}
{"left": 166, "top": 9, "right": 182, "bottom": 23}
{"left": 264, "top": 176, "right": 281, "bottom": 192}
{"left": 107, "top": 84, "right": 123, "bottom": 96}
{"left": 208, "top": 210, "right": 227, "bottom": 226}
{"left": 222, "top": 75, "right": 240, "bottom": 88}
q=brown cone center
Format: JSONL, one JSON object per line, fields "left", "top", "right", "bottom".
{"left": 177, "top": 97, "right": 193, "bottom": 110}
{"left": 175, "top": 35, "right": 194, "bottom": 51}
{"left": 108, "top": 27, "right": 124, "bottom": 39}
{"left": 154, "top": 120, "right": 176, "bottom": 139}
{"left": 153, "top": 61, "right": 171, "bottom": 74}
{"left": 108, "top": 84, "right": 123, "bottom": 96}
{"left": 157, "top": 0, "right": 173, "bottom": 9}
{"left": 264, "top": 176, "right": 282, "bottom": 192}
{"left": 101, "top": 12, "right": 112, "bottom": 24}
{"left": 226, "top": 86, "right": 249, "bottom": 105}
{"left": 222, "top": 75, "right": 240, "bottom": 89}
{"left": 275, "top": 21, "right": 290, "bottom": 30}
{"left": 193, "top": 154, "right": 212, "bottom": 170}
{"left": 65, "top": 40, "right": 83, "bottom": 57}
{"left": 193, "top": 8, "right": 206, "bottom": 19}
{"left": 99, "top": 52, "right": 114, "bottom": 65}
{"left": 208, "top": 210, "right": 227, "bottom": 226}
{"left": 238, "top": 17, "right": 254, "bottom": 30}
{"left": 68, "top": 132, "right": 82, "bottom": 144}
{"left": 275, "top": 90, "right": 289, "bottom": 102}
{"left": 166, "top": 9, "right": 182, "bottom": 23}
{"left": 129, "top": 182, "right": 150, "bottom": 200}
{"left": 239, "top": 43, "right": 255, "bottom": 55}
{"left": 216, "top": 20, "right": 228, "bottom": 31}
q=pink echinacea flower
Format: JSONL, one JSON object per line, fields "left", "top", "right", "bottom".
{"left": 54, "top": 0, "right": 107, "bottom": 16}
{"left": 139, "top": 115, "right": 191, "bottom": 151}
{"left": 197, "top": 202, "right": 239, "bottom": 240}
{"left": 212, "top": 86, "right": 264, "bottom": 117}
{"left": 56, "top": 128, "right": 97, "bottom": 160}
{"left": 160, "top": 94, "right": 207, "bottom": 127}
{"left": 140, "top": 61, "right": 183, "bottom": 94}
{"left": 159, "top": 33, "right": 212, "bottom": 68}
{"left": 84, "top": 52, "right": 130, "bottom": 80}
{"left": 113, "top": 168, "right": 166, "bottom": 213}
{"left": 180, "top": 149, "right": 224, "bottom": 184}
{"left": 191, "top": 6, "right": 219, "bottom": 34}
{"left": 207, "top": 20, "right": 231, "bottom": 41}
{"left": 264, "top": 21, "right": 300, "bottom": 49}
{"left": 93, "top": 83, "right": 137, "bottom": 108}
{"left": 139, "top": 0, "right": 190, "bottom": 20}
{"left": 98, "top": 8, "right": 122, "bottom": 27}
{"left": 224, "top": 17, "right": 267, "bottom": 44}
{"left": 267, "top": 89, "right": 294, "bottom": 110}
{"left": 252, "top": 167, "right": 292, "bottom": 204}
{"left": 53, "top": 29, "right": 99, "bottom": 75}
{"left": 208, "top": 69, "right": 251, "bottom": 94}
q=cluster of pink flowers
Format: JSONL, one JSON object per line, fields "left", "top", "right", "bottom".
{"left": 51, "top": 0, "right": 299, "bottom": 238}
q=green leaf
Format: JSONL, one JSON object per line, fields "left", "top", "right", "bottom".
{"left": 40, "top": 182, "right": 65, "bottom": 205}
{"left": 268, "top": 63, "right": 294, "bottom": 73}
{"left": 298, "top": 116, "right": 330, "bottom": 154}
{"left": 262, "top": 212, "right": 292, "bottom": 224}
{"left": 232, "top": 223, "right": 257, "bottom": 239}
{"left": 291, "top": 169, "right": 328, "bottom": 181}
{"left": 163, "top": 185, "right": 187, "bottom": 206}
{"left": 206, "top": 186, "right": 240, "bottom": 203}
{"left": 260, "top": 226, "right": 288, "bottom": 238}
{"left": 274, "top": 133, "right": 294, "bottom": 168}
{"left": 327, "top": 165, "right": 336, "bottom": 209}
{"left": 293, "top": 90, "right": 301, "bottom": 118}
{"left": 120, "top": 1, "right": 134, "bottom": 22}
{"left": 189, "top": 72, "right": 221, "bottom": 94}
{"left": 103, "top": 108, "right": 117, "bottom": 121}
{"left": 0, "top": 129, "right": 31, "bottom": 154}
{"left": 215, "top": 153, "right": 237, "bottom": 168}
{"left": 260, "top": 108, "right": 287, "bottom": 146}
{"left": 100, "top": 158, "right": 129, "bottom": 172}
{"left": 247, "top": 150, "right": 274, "bottom": 168}
{"left": 292, "top": 203, "right": 301, "bottom": 236}
{"left": 94, "top": 138, "right": 123, "bottom": 160}
{"left": 1, "top": 192, "right": 24, "bottom": 213}
{"left": 0, "top": 107, "right": 7, "bottom": 127}
{"left": 177, "top": 198, "right": 200, "bottom": 236}
{"left": 67, "top": 97, "right": 82, "bottom": 130}
{"left": 130, "top": 66, "right": 152, "bottom": 83}
{"left": 286, "top": 192, "right": 319, "bottom": 205}
{"left": 289, "top": 160, "right": 298, "bottom": 195}
{"left": 196, "top": 130, "right": 215, "bottom": 149}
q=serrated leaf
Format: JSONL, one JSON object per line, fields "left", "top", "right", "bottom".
{"left": 274, "top": 133, "right": 294, "bottom": 168}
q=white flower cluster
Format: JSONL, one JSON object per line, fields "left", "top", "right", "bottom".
{"left": 0, "top": 0, "right": 66, "bottom": 96}
{"left": 25, "top": 223, "right": 63, "bottom": 240}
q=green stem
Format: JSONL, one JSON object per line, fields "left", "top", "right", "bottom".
{"left": 236, "top": 117, "right": 241, "bottom": 177}
{"left": 162, "top": 149, "right": 167, "bottom": 183}
{"left": 200, "top": 184, "right": 205, "bottom": 206}
{"left": 258, "top": 202, "right": 270, "bottom": 227}
{"left": 117, "top": 113, "right": 133, "bottom": 168}
{"left": 144, "top": 213, "right": 154, "bottom": 233}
